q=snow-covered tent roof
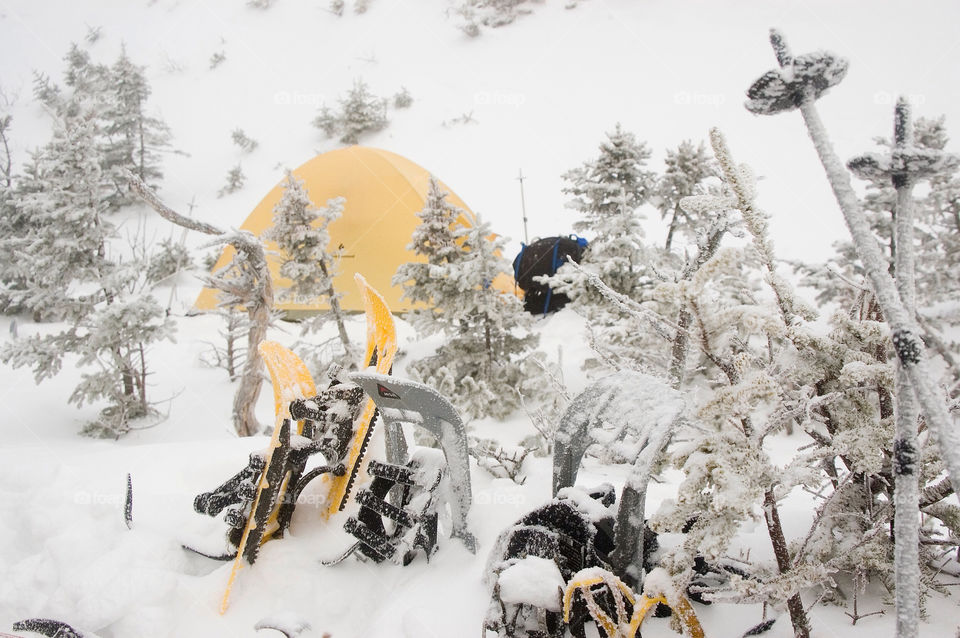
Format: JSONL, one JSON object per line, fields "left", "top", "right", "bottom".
{"left": 194, "top": 146, "right": 514, "bottom": 314}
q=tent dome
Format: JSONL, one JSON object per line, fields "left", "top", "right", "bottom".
{"left": 194, "top": 146, "right": 512, "bottom": 314}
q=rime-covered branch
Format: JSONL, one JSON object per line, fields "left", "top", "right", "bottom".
{"left": 127, "top": 170, "right": 224, "bottom": 236}
{"left": 127, "top": 172, "right": 272, "bottom": 436}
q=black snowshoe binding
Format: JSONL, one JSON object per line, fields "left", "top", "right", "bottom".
{"left": 343, "top": 452, "right": 444, "bottom": 564}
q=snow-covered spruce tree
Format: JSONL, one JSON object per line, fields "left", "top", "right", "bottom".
{"left": 219, "top": 163, "right": 245, "bottom": 197}
{"left": 263, "top": 170, "right": 352, "bottom": 363}
{"left": 409, "top": 218, "right": 540, "bottom": 420}
{"left": 394, "top": 180, "right": 540, "bottom": 419}
{"left": 231, "top": 128, "right": 258, "bottom": 153}
{"left": 847, "top": 97, "right": 958, "bottom": 638}
{"left": 393, "top": 176, "right": 465, "bottom": 335}
{"left": 655, "top": 139, "right": 715, "bottom": 252}
{"left": 0, "top": 115, "right": 28, "bottom": 314}
{"left": 313, "top": 80, "right": 388, "bottom": 145}
{"left": 146, "top": 236, "right": 194, "bottom": 285}
{"left": 548, "top": 123, "right": 655, "bottom": 311}
{"left": 0, "top": 114, "right": 174, "bottom": 436}
{"left": 101, "top": 47, "right": 171, "bottom": 208}
{"left": 455, "top": 0, "right": 535, "bottom": 35}
{"left": 643, "top": 129, "right": 824, "bottom": 638}
{"left": 128, "top": 173, "right": 272, "bottom": 437}
{"left": 796, "top": 114, "right": 960, "bottom": 395}
{"left": 30, "top": 43, "right": 170, "bottom": 212}
{"left": 744, "top": 32, "right": 960, "bottom": 638}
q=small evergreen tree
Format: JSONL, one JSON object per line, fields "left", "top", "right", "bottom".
{"left": 102, "top": 47, "right": 171, "bottom": 207}
{"left": 395, "top": 180, "right": 541, "bottom": 419}
{"left": 263, "top": 170, "right": 351, "bottom": 356}
{"left": 550, "top": 124, "right": 656, "bottom": 304}
{"left": 393, "top": 176, "right": 465, "bottom": 335}
{"left": 146, "top": 236, "right": 194, "bottom": 284}
{"left": 312, "top": 80, "right": 388, "bottom": 145}
{"left": 30, "top": 43, "right": 170, "bottom": 212}
{"left": 219, "top": 163, "right": 245, "bottom": 197}
{"left": 408, "top": 218, "right": 540, "bottom": 420}
{"left": 393, "top": 87, "right": 413, "bottom": 109}
{"left": 231, "top": 128, "right": 258, "bottom": 153}
{"left": 655, "top": 139, "right": 714, "bottom": 252}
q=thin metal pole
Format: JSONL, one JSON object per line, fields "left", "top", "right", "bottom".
{"left": 517, "top": 169, "right": 529, "bottom": 244}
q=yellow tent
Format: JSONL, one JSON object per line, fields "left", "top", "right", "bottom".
{"left": 194, "top": 146, "right": 515, "bottom": 314}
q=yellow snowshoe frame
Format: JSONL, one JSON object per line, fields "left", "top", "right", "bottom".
{"left": 322, "top": 273, "right": 397, "bottom": 519}
{"left": 562, "top": 569, "right": 705, "bottom": 638}
{"left": 220, "top": 341, "right": 317, "bottom": 614}
{"left": 220, "top": 273, "right": 397, "bottom": 614}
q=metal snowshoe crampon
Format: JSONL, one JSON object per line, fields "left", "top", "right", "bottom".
{"left": 485, "top": 371, "right": 705, "bottom": 638}
{"left": 331, "top": 373, "right": 478, "bottom": 564}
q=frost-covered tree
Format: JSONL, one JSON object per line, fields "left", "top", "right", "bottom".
{"left": 263, "top": 170, "right": 351, "bottom": 357}
{"left": 549, "top": 124, "right": 655, "bottom": 305}
{"left": 102, "top": 47, "right": 171, "bottom": 208}
{"left": 231, "top": 128, "right": 258, "bottom": 153}
{"left": 146, "top": 236, "right": 194, "bottom": 285}
{"left": 0, "top": 114, "right": 11, "bottom": 188}
{"left": 407, "top": 218, "right": 540, "bottom": 420}
{"left": 565, "top": 123, "right": 656, "bottom": 233}
{"left": 30, "top": 43, "right": 170, "bottom": 212}
{"left": 393, "top": 86, "right": 413, "bottom": 109}
{"left": 741, "top": 31, "right": 960, "bottom": 638}
{"left": 655, "top": 140, "right": 714, "bottom": 252}
{"left": 11, "top": 114, "right": 112, "bottom": 320}
{"left": 313, "top": 80, "right": 388, "bottom": 145}
{"left": 219, "top": 163, "right": 245, "bottom": 197}
{"left": 455, "top": 0, "right": 536, "bottom": 35}
{"left": 394, "top": 180, "right": 540, "bottom": 419}
{"left": 0, "top": 114, "right": 174, "bottom": 436}
{"left": 0, "top": 115, "right": 27, "bottom": 314}
{"left": 393, "top": 176, "right": 465, "bottom": 335}
{"left": 646, "top": 130, "right": 822, "bottom": 638}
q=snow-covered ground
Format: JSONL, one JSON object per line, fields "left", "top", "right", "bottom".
{"left": 1, "top": 1, "right": 959, "bottom": 637}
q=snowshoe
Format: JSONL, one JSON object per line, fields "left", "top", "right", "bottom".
{"left": 348, "top": 372, "right": 477, "bottom": 553}
{"left": 485, "top": 372, "right": 698, "bottom": 637}
{"left": 483, "top": 487, "right": 618, "bottom": 638}
{"left": 319, "top": 273, "right": 398, "bottom": 519}
{"left": 202, "top": 274, "right": 396, "bottom": 613}
{"left": 553, "top": 370, "right": 685, "bottom": 588}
